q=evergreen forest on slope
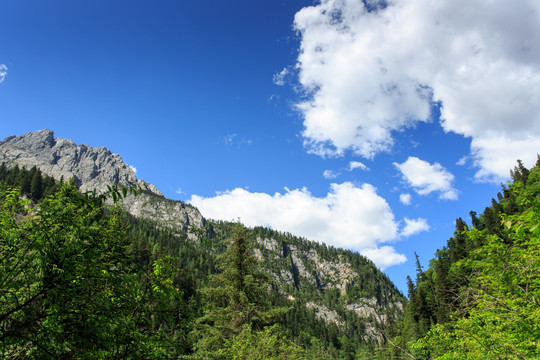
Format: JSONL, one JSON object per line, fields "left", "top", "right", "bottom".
{"left": 0, "top": 158, "right": 539, "bottom": 359}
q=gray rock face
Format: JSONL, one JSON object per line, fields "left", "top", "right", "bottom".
{"left": 121, "top": 192, "right": 206, "bottom": 236}
{"left": 274, "top": 241, "right": 358, "bottom": 293}
{"left": 0, "top": 129, "right": 204, "bottom": 231}
{"left": 0, "top": 129, "right": 154, "bottom": 193}
{"left": 305, "top": 302, "right": 344, "bottom": 327}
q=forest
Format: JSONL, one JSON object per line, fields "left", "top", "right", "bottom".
{"left": 397, "top": 159, "right": 540, "bottom": 359}
{"left": 1, "top": 158, "right": 539, "bottom": 359}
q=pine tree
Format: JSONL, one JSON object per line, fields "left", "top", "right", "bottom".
{"left": 510, "top": 159, "right": 530, "bottom": 185}
{"left": 191, "top": 223, "right": 290, "bottom": 358}
{"left": 30, "top": 168, "right": 43, "bottom": 200}
{"left": 18, "top": 166, "right": 31, "bottom": 195}
{"left": 0, "top": 163, "right": 7, "bottom": 181}
{"left": 483, "top": 206, "right": 499, "bottom": 235}
{"left": 469, "top": 210, "right": 482, "bottom": 229}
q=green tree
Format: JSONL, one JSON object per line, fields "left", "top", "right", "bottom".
{"left": 0, "top": 182, "right": 188, "bottom": 358}
{"left": 30, "top": 167, "right": 43, "bottom": 200}
{"left": 191, "top": 223, "right": 291, "bottom": 359}
{"left": 412, "top": 185, "right": 540, "bottom": 359}
{"left": 219, "top": 324, "right": 304, "bottom": 360}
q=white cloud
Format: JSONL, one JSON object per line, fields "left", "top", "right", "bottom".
{"left": 469, "top": 134, "right": 540, "bottom": 182}
{"left": 323, "top": 161, "right": 368, "bottom": 179}
{"left": 273, "top": 67, "right": 289, "bottom": 86}
{"left": 293, "top": 0, "right": 540, "bottom": 179}
{"left": 0, "top": 64, "right": 7, "bottom": 83}
{"left": 190, "top": 182, "right": 407, "bottom": 268}
{"left": 175, "top": 188, "right": 185, "bottom": 195}
{"left": 394, "top": 157, "right": 458, "bottom": 200}
{"left": 360, "top": 246, "right": 407, "bottom": 270}
{"left": 400, "top": 217, "right": 429, "bottom": 237}
{"left": 323, "top": 169, "right": 339, "bottom": 179}
{"left": 348, "top": 161, "right": 368, "bottom": 171}
{"left": 128, "top": 165, "right": 137, "bottom": 175}
{"left": 399, "top": 193, "right": 412, "bottom": 205}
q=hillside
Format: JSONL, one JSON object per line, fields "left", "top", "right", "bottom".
{"left": 394, "top": 158, "right": 540, "bottom": 359}
{"left": 0, "top": 129, "right": 405, "bottom": 358}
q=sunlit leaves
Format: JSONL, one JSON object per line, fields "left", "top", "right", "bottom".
{"left": 412, "top": 185, "right": 540, "bottom": 359}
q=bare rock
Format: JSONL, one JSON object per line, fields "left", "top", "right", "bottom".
{"left": 0, "top": 129, "right": 206, "bottom": 234}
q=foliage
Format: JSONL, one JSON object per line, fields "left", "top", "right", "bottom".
{"left": 0, "top": 162, "right": 59, "bottom": 201}
{"left": 190, "top": 223, "right": 291, "bottom": 359}
{"left": 411, "top": 185, "right": 540, "bottom": 359}
{"left": 0, "top": 182, "right": 189, "bottom": 358}
{"left": 0, "top": 160, "right": 407, "bottom": 359}
{"left": 218, "top": 324, "right": 304, "bottom": 360}
{"left": 397, "top": 158, "right": 540, "bottom": 359}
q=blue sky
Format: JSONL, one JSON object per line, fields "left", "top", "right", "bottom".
{"left": 1, "top": 0, "right": 539, "bottom": 294}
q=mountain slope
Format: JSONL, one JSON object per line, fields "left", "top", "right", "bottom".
{"left": 0, "top": 129, "right": 405, "bottom": 354}
{"left": 396, "top": 158, "right": 540, "bottom": 359}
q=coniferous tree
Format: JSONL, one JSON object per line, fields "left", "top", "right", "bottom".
{"left": 396, "top": 159, "right": 540, "bottom": 359}
{"left": 191, "top": 223, "right": 292, "bottom": 358}
{"left": 510, "top": 159, "right": 530, "bottom": 185}
{"left": 412, "top": 184, "right": 540, "bottom": 359}
{"left": 483, "top": 206, "right": 499, "bottom": 235}
{"left": 30, "top": 167, "right": 43, "bottom": 200}
{"left": 0, "top": 163, "right": 6, "bottom": 180}
{"left": 448, "top": 218, "right": 468, "bottom": 262}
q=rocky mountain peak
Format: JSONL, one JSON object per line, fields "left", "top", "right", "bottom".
{"left": 0, "top": 129, "right": 206, "bottom": 233}
{"left": 0, "top": 129, "right": 160, "bottom": 195}
{"left": 0, "top": 129, "right": 56, "bottom": 152}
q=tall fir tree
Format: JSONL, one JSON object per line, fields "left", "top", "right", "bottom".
{"left": 190, "top": 222, "right": 292, "bottom": 359}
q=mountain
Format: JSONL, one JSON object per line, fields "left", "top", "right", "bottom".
{"left": 0, "top": 129, "right": 405, "bottom": 353}
{"left": 0, "top": 129, "right": 149, "bottom": 193}
{"left": 0, "top": 129, "right": 206, "bottom": 234}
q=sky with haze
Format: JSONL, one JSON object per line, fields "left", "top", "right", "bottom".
{"left": 1, "top": 0, "right": 539, "bottom": 293}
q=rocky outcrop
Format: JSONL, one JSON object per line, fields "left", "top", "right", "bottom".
{"left": 121, "top": 192, "right": 206, "bottom": 237}
{"left": 0, "top": 129, "right": 160, "bottom": 194}
{"left": 0, "top": 129, "right": 205, "bottom": 232}
{"left": 305, "top": 302, "right": 344, "bottom": 327}
{"left": 263, "top": 240, "right": 358, "bottom": 293}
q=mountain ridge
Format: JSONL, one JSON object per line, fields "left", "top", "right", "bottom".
{"left": 0, "top": 129, "right": 405, "bottom": 345}
{"left": 0, "top": 129, "right": 207, "bottom": 233}
{"left": 0, "top": 129, "right": 160, "bottom": 195}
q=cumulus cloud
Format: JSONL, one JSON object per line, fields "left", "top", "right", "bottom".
{"left": 360, "top": 246, "right": 407, "bottom": 270}
{"left": 394, "top": 157, "right": 458, "bottom": 200}
{"left": 399, "top": 193, "right": 412, "bottom": 206}
{"left": 400, "top": 217, "right": 429, "bottom": 237}
{"left": 128, "top": 165, "right": 137, "bottom": 175}
{"left": 293, "top": 0, "right": 540, "bottom": 179}
{"left": 0, "top": 64, "right": 7, "bottom": 83}
{"left": 190, "top": 182, "right": 407, "bottom": 268}
{"left": 469, "top": 134, "right": 540, "bottom": 182}
{"left": 348, "top": 161, "right": 368, "bottom": 171}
